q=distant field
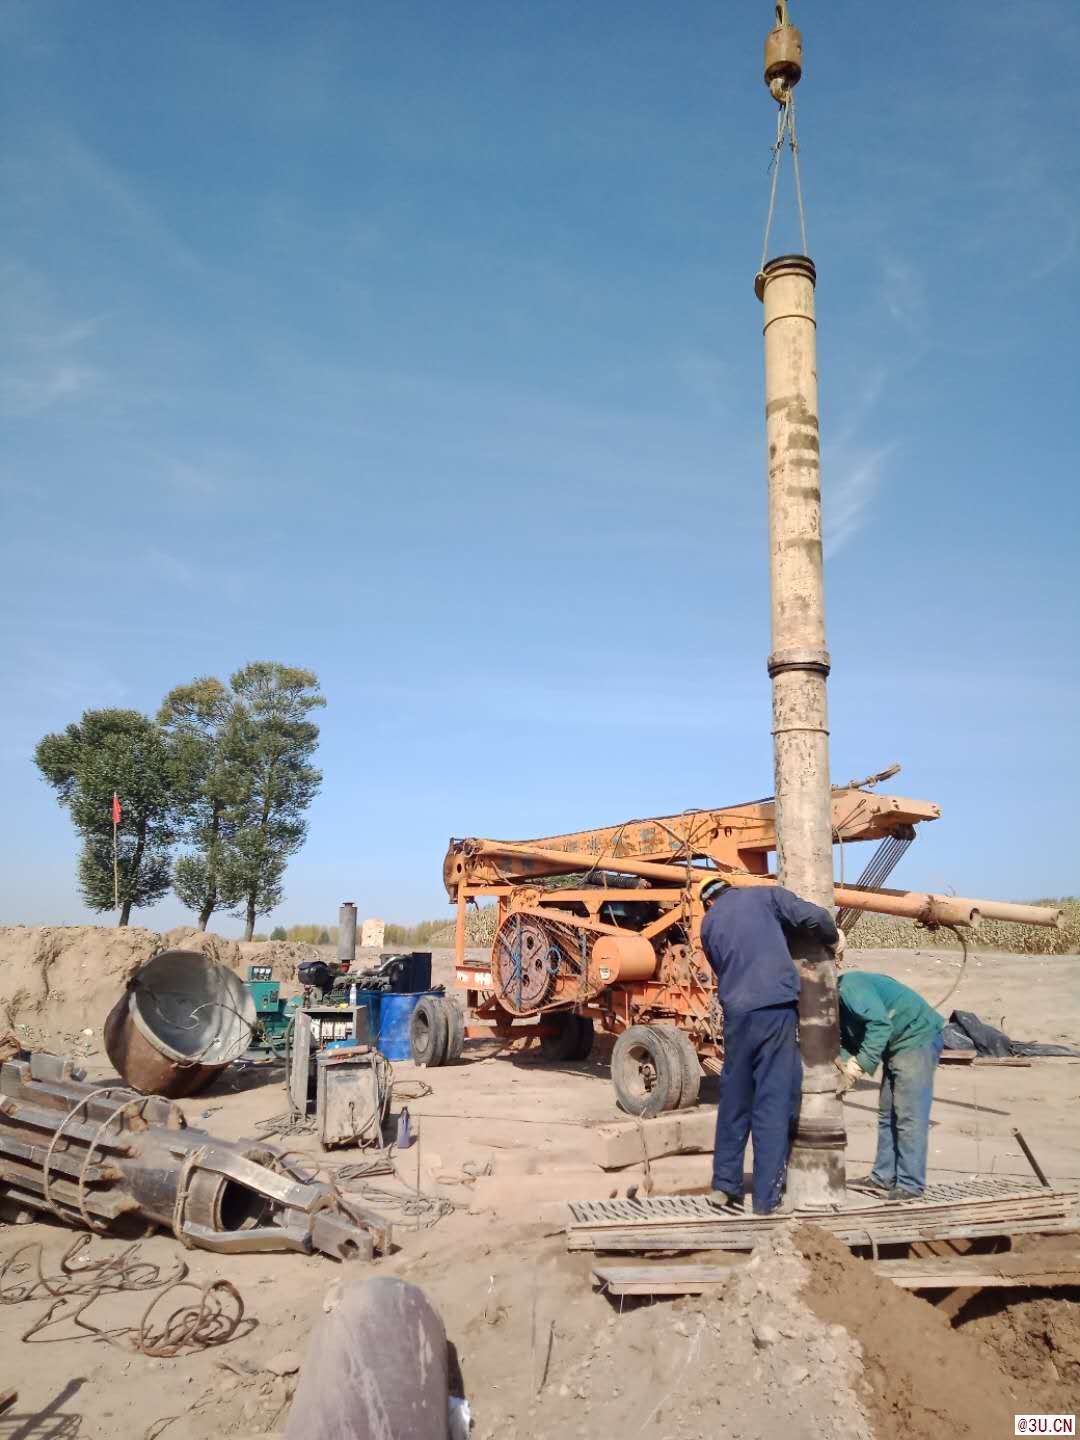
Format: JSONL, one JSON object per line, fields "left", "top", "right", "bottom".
{"left": 403, "top": 897, "right": 1080, "bottom": 957}
{"left": 848, "top": 897, "right": 1079, "bottom": 955}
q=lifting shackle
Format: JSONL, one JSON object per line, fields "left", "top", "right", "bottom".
{"left": 764, "top": 2, "right": 803, "bottom": 102}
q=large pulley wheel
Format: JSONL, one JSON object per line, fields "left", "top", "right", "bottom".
{"left": 493, "top": 915, "right": 559, "bottom": 1013}
{"left": 612, "top": 1025, "right": 687, "bottom": 1117}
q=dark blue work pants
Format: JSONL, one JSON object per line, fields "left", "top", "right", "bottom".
{"left": 712, "top": 1002, "right": 801, "bottom": 1214}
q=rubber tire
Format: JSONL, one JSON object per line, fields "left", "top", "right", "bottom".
{"left": 654, "top": 1025, "right": 702, "bottom": 1109}
{"left": 538, "top": 1011, "right": 580, "bottom": 1061}
{"left": 444, "top": 998, "right": 465, "bottom": 1062}
{"left": 611, "top": 1024, "right": 684, "bottom": 1117}
{"left": 410, "top": 995, "right": 449, "bottom": 1067}
{"left": 570, "top": 1015, "right": 595, "bottom": 1061}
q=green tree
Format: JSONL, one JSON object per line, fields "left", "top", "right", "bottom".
{"left": 35, "top": 709, "right": 176, "bottom": 925}
{"left": 158, "top": 677, "right": 246, "bottom": 930}
{"left": 227, "top": 663, "right": 325, "bottom": 941}
{"left": 271, "top": 926, "right": 287, "bottom": 941}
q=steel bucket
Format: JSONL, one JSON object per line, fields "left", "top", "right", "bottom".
{"left": 104, "top": 948, "right": 256, "bottom": 1098}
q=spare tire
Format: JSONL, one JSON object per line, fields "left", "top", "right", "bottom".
{"left": 410, "top": 995, "right": 449, "bottom": 1067}
{"left": 612, "top": 1024, "right": 684, "bottom": 1117}
{"left": 444, "top": 998, "right": 465, "bottom": 1062}
{"left": 654, "top": 1025, "right": 702, "bottom": 1109}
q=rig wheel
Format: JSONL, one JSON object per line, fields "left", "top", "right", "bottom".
{"left": 538, "top": 1011, "right": 581, "bottom": 1062}
{"left": 653, "top": 1025, "right": 702, "bottom": 1109}
{"left": 570, "top": 1014, "right": 594, "bottom": 1062}
{"left": 611, "top": 1024, "right": 684, "bottom": 1117}
{"left": 410, "top": 995, "right": 449, "bottom": 1067}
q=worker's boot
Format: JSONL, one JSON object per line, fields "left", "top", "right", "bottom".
{"left": 850, "top": 1175, "right": 892, "bottom": 1199}
{"left": 707, "top": 1189, "right": 744, "bottom": 1212}
{"left": 887, "top": 1186, "right": 923, "bottom": 1203}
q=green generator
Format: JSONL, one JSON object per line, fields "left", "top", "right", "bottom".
{"left": 245, "top": 963, "right": 297, "bottom": 1052}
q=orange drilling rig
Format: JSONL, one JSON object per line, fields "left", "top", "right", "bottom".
{"left": 423, "top": 768, "right": 1062, "bottom": 1114}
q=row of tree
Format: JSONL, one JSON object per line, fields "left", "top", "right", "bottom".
{"left": 34, "top": 662, "right": 324, "bottom": 938}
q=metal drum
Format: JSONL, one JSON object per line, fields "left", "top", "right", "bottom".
{"left": 104, "top": 949, "right": 256, "bottom": 1098}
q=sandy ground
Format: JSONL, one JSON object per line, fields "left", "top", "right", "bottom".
{"left": 0, "top": 940, "right": 1077, "bottom": 1438}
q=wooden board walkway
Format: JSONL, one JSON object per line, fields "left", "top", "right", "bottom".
{"left": 567, "top": 1178, "right": 1080, "bottom": 1255}
{"left": 593, "top": 1251, "right": 1080, "bottom": 1296}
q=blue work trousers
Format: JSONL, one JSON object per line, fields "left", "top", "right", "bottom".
{"left": 869, "top": 1032, "right": 945, "bottom": 1195}
{"left": 712, "top": 1002, "right": 801, "bottom": 1214}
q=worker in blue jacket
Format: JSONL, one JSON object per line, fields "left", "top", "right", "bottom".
{"left": 837, "top": 971, "right": 945, "bottom": 1201}
{"left": 700, "top": 878, "right": 843, "bottom": 1214}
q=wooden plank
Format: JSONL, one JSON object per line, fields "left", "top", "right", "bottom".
{"left": 593, "top": 1251, "right": 1080, "bottom": 1297}
{"left": 594, "top": 1263, "right": 735, "bottom": 1295}
{"left": 876, "top": 1252, "right": 1080, "bottom": 1289}
{"left": 568, "top": 1191, "right": 1074, "bottom": 1236}
{"left": 569, "top": 1215, "right": 1080, "bottom": 1254}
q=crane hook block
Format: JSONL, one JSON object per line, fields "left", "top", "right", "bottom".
{"left": 764, "top": 22, "right": 802, "bottom": 99}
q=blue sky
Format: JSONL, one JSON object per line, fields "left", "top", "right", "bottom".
{"left": 2, "top": 1, "right": 1077, "bottom": 935}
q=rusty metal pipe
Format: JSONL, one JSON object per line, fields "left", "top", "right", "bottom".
{"left": 469, "top": 843, "right": 1062, "bottom": 930}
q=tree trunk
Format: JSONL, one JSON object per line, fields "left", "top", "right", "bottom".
{"left": 199, "top": 804, "right": 221, "bottom": 933}
{"left": 244, "top": 893, "right": 256, "bottom": 943}
{"left": 119, "top": 817, "right": 147, "bottom": 930}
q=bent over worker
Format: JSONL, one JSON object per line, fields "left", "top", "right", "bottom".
{"left": 700, "top": 878, "right": 842, "bottom": 1214}
{"left": 837, "top": 971, "right": 945, "bottom": 1201}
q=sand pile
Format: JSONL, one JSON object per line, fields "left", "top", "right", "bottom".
{"left": 370, "top": 1222, "right": 870, "bottom": 1440}
{"left": 368, "top": 1217, "right": 1051, "bottom": 1440}
{"left": 795, "top": 1224, "right": 1020, "bottom": 1438}
{"left": 953, "top": 1288, "right": 1080, "bottom": 1413}
{"left": 0, "top": 925, "right": 319, "bottom": 1053}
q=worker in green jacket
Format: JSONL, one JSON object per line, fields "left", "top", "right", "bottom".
{"left": 836, "top": 971, "right": 945, "bottom": 1201}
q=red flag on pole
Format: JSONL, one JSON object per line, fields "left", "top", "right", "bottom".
{"left": 112, "top": 793, "right": 122, "bottom": 825}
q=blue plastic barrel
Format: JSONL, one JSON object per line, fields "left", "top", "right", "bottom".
{"left": 378, "top": 991, "right": 426, "bottom": 1061}
{"left": 355, "top": 989, "right": 383, "bottom": 1045}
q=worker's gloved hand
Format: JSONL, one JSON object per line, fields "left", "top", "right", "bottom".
{"left": 829, "top": 929, "right": 846, "bottom": 960}
{"left": 834, "top": 1055, "right": 864, "bottom": 1093}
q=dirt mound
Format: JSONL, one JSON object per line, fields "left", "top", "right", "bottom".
{"left": 794, "top": 1224, "right": 1018, "bottom": 1439}
{"left": 376, "top": 1221, "right": 870, "bottom": 1440}
{"left": 0, "top": 924, "right": 321, "bottom": 1055}
{"left": 953, "top": 1289, "right": 1080, "bottom": 1413}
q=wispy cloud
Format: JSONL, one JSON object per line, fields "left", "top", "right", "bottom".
{"left": 0, "top": 359, "right": 100, "bottom": 417}
{"left": 0, "top": 258, "right": 106, "bottom": 417}
{"left": 145, "top": 547, "right": 199, "bottom": 588}
{"left": 880, "top": 257, "right": 928, "bottom": 338}
{"left": 674, "top": 347, "right": 732, "bottom": 417}
{"left": 824, "top": 444, "right": 892, "bottom": 559}
{"left": 55, "top": 132, "right": 203, "bottom": 276}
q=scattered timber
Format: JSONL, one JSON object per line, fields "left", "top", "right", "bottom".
{"left": 593, "top": 1250, "right": 1080, "bottom": 1297}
